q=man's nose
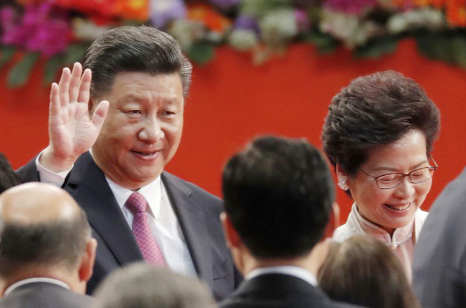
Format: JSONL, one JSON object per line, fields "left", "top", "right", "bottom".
{"left": 138, "top": 117, "right": 164, "bottom": 142}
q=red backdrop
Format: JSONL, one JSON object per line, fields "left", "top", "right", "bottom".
{"left": 1, "top": 39, "right": 465, "bottom": 221}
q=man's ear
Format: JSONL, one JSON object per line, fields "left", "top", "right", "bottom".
{"left": 221, "top": 212, "right": 241, "bottom": 249}
{"left": 323, "top": 202, "right": 340, "bottom": 239}
{"left": 79, "top": 238, "right": 97, "bottom": 282}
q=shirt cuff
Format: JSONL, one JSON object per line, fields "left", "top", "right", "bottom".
{"left": 35, "top": 151, "right": 73, "bottom": 186}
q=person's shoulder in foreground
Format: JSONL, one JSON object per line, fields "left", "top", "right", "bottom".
{"left": 0, "top": 183, "right": 96, "bottom": 308}
{"left": 219, "top": 135, "right": 365, "bottom": 308}
{"left": 413, "top": 166, "right": 466, "bottom": 308}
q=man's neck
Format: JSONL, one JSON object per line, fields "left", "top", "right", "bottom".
{"left": 241, "top": 241, "right": 330, "bottom": 278}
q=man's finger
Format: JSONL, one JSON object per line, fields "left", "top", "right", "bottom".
{"left": 91, "top": 100, "right": 109, "bottom": 131}
{"left": 58, "top": 67, "right": 71, "bottom": 107}
{"left": 69, "top": 62, "right": 83, "bottom": 103}
{"left": 78, "top": 69, "right": 92, "bottom": 105}
{"left": 49, "top": 83, "right": 60, "bottom": 116}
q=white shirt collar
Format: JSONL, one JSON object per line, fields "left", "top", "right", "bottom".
{"left": 246, "top": 266, "right": 317, "bottom": 286}
{"left": 4, "top": 277, "right": 70, "bottom": 296}
{"left": 106, "top": 176, "right": 162, "bottom": 220}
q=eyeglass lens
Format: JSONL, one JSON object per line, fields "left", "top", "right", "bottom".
{"left": 377, "top": 167, "right": 435, "bottom": 189}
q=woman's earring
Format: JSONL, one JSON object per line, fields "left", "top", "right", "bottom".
{"left": 338, "top": 176, "right": 349, "bottom": 191}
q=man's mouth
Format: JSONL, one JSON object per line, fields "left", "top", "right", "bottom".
{"left": 384, "top": 203, "right": 411, "bottom": 211}
{"left": 131, "top": 150, "right": 159, "bottom": 160}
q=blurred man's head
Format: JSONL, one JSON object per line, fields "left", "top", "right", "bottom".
{"left": 93, "top": 263, "right": 215, "bottom": 308}
{"left": 0, "top": 183, "right": 97, "bottom": 295}
{"left": 222, "top": 136, "right": 335, "bottom": 271}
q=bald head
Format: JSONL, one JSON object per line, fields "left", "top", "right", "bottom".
{"left": 0, "top": 183, "right": 92, "bottom": 278}
{"left": 0, "top": 183, "right": 80, "bottom": 226}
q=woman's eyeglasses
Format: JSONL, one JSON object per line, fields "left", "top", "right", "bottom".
{"left": 359, "top": 159, "right": 438, "bottom": 189}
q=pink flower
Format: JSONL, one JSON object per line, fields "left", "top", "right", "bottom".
{"left": 323, "top": 0, "right": 378, "bottom": 15}
{"left": 0, "top": 3, "right": 72, "bottom": 57}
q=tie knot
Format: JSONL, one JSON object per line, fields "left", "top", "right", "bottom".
{"left": 125, "top": 192, "right": 148, "bottom": 214}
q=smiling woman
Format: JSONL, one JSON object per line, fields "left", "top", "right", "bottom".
{"left": 321, "top": 70, "right": 440, "bottom": 281}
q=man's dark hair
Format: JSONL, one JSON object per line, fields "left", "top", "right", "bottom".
{"left": 321, "top": 70, "right": 440, "bottom": 176}
{"left": 84, "top": 25, "right": 192, "bottom": 100}
{"left": 222, "top": 136, "right": 335, "bottom": 259}
{"left": 0, "top": 153, "right": 21, "bottom": 194}
{"left": 0, "top": 208, "right": 91, "bottom": 277}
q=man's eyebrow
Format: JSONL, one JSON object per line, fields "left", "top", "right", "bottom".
{"left": 120, "top": 94, "right": 143, "bottom": 102}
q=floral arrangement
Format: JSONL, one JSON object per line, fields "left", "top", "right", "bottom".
{"left": 0, "top": 0, "right": 465, "bottom": 87}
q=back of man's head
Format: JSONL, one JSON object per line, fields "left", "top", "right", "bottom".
{"left": 222, "top": 136, "right": 335, "bottom": 259}
{"left": 0, "top": 183, "right": 96, "bottom": 293}
{"left": 93, "top": 263, "right": 215, "bottom": 308}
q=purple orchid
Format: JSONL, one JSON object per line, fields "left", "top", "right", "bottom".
{"left": 234, "top": 14, "right": 260, "bottom": 36}
{"left": 149, "top": 0, "right": 187, "bottom": 29}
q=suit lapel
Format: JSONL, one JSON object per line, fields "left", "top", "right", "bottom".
{"left": 162, "top": 172, "right": 213, "bottom": 287}
{"left": 65, "top": 153, "right": 142, "bottom": 265}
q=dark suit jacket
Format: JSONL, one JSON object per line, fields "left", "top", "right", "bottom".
{"left": 18, "top": 152, "right": 238, "bottom": 301}
{"left": 0, "top": 282, "right": 92, "bottom": 308}
{"left": 412, "top": 167, "right": 466, "bottom": 308}
{"left": 219, "top": 273, "right": 364, "bottom": 308}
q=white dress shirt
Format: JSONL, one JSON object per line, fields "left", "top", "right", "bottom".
{"left": 35, "top": 154, "right": 196, "bottom": 277}
{"left": 247, "top": 266, "right": 317, "bottom": 286}
{"left": 4, "top": 277, "right": 70, "bottom": 296}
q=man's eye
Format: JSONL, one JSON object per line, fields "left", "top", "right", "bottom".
{"left": 162, "top": 110, "right": 176, "bottom": 116}
{"left": 127, "top": 110, "right": 142, "bottom": 115}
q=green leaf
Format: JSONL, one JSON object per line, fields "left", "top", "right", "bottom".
{"left": 430, "top": 36, "right": 455, "bottom": 64}
{"left": 44, "top": 55, "right": 65, "bottom": 84}
{"left": 416, "top": 33, "right": 454, "bottom": 63}
{"left": 450, "top": 37, "right": 466, "bottom": 68}
{"left": 240, "top": 0, "right": 292, "bottom": 18}
{"left": 304, "top": 32, "right": 339, "bottom": 54}
{"left": 355, "top": 36, "right": 398, "bottom": 59}
{"left": 7, "top": 52, "right": 40, "bottom": 88}
{"left": 0, "top": 46, "right": 16, "bottom": 69}
{"left": 187, "top": 42, "right": 215, "bottom": 65}
{"left": 64, "top": 43, "right": 88, "bottom": 65}
{"left": 416, "top": 33, "right": 438, "bottom": 60}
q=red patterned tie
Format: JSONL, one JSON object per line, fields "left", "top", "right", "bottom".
{"left": 125, "top": 192, "right": 166, "bottom": 265}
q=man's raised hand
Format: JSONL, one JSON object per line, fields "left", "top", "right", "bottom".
{"left": 41, "top": 62, "right": 109, "bottom": 172}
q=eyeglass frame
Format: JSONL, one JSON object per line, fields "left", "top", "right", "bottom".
{"left": 359, "top": 158, "right": 438, "bottom": 190}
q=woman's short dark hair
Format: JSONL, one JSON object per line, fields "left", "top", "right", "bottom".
{"left": 318, "top": 235, "right": 420, "bottom": 308}
{"left": 321, "top": 70, "right": 440, "bottom": 176}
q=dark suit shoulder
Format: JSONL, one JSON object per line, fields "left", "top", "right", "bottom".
{"left": 413, "top": 167, "right": 466, "bottom": 308}
{"left": 0, "top": 282, "right": 93, "bottom": 308}
{"left": 17, "top": 155, "right": 40, "bottom": 182}
{"left": 220, "top": 274, "right": 364, "bottom": 308}
{"left": 162, "top": 171, "right": 223, "bottom": 210}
